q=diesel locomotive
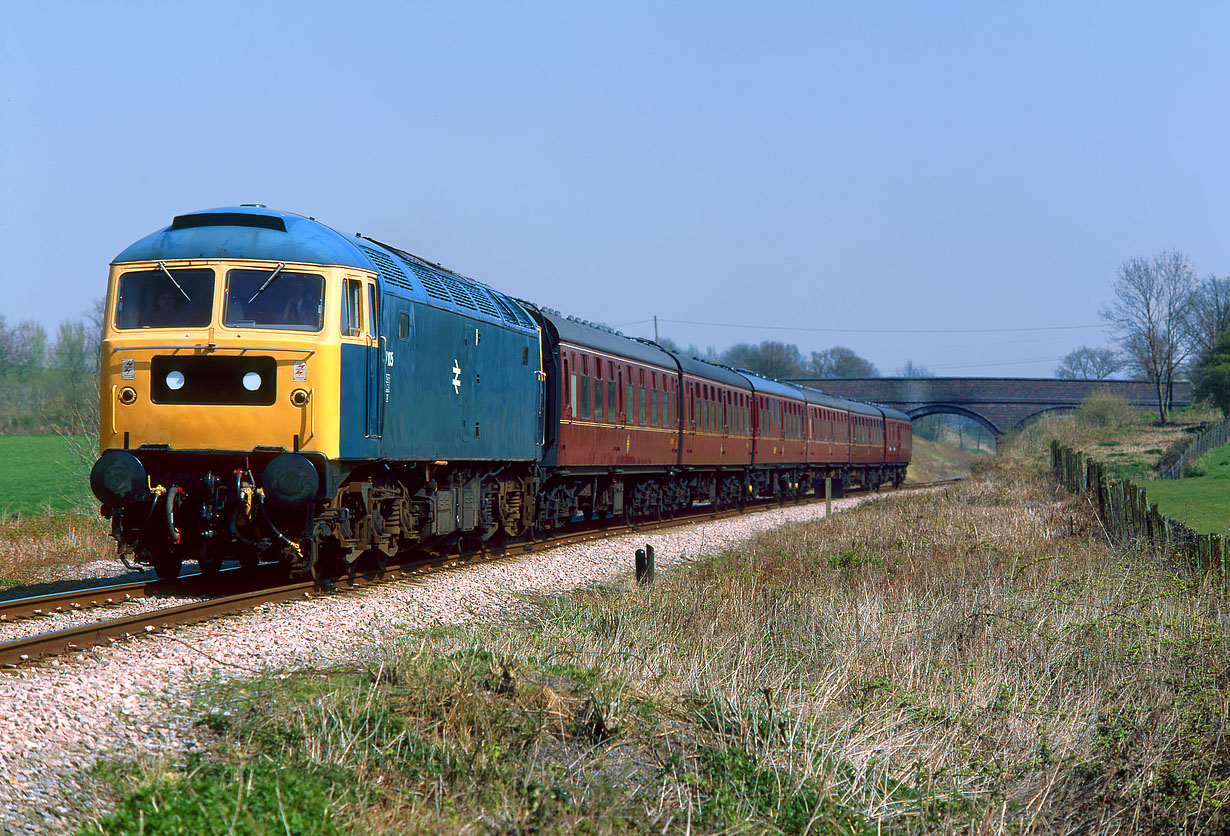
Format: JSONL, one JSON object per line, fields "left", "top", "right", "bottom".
{"left": 89, "top": 206, "right": 911, "bottom": 580}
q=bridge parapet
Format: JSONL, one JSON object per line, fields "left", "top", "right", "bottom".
{"left": 787, "top": 377, "right": 1191, "bottom": 436}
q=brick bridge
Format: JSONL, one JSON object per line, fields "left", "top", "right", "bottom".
{"left": 787, "top": 378, "right": 1191, "bottom": 437}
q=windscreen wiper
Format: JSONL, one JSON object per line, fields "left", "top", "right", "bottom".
{"left": 247, "top": 263, "right": 286, "bottom": 305}
{"left": 157, "top": 261, "right": 192, "bottom": 301}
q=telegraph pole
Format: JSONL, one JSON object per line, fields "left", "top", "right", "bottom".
{"left": 654, "top": 315, "right": 659, "bottom": 342}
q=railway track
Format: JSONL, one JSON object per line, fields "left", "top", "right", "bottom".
{"left": 0, "top": 478, "right": 957, "bottom": 669}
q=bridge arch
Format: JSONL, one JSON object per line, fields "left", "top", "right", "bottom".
{"left": 1011, "top": 405, "right": 1079, "bottom": 431}
{"left": 906, "top": 404, "right": 1003, "bottom": 438}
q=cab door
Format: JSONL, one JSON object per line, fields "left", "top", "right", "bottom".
{"left": 365, "top": 280, "right": 385, "bottom": 440}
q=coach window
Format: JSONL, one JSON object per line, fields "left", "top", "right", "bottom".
{"left": 594, "top": 363, "right": 604, "bottom": 422}
{"left": 607, "top": 373, "right": 616, "bottom": 421}
{"left": 579, "top": 372, "right": 591, "bottom": 420}
{"left": 569, "top": 363, "right": 577, "bottom": 419}
{"left": 639, "top": 384, "right": 647, "bottom": 426}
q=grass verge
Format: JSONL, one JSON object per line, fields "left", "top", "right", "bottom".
{"left": 83, "top": 446, "right": 1230, "bottom": 834}
{"left": 0, "top": 433, "right": 97, "bottom": 518}
{"left": 1012, "top": 399, "right": 1219, "bottom": 482}
{"left": 905, "top": 436, "right": 990, "bottom": 483}
{"left": 1144, "top": 443, "right": 1230, "bottom": 536}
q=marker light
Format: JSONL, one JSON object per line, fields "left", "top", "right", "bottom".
{"left": 165, "top": 370, "right": 185, "bottom": 390}
{"left": 242, "top": 372, "right": 262, "bottom": 391}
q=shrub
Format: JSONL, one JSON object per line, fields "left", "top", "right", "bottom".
{"left": 1077, "top": 392, "right": 1132, "bottom": 428}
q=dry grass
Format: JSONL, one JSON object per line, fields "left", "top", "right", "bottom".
{"left": 444, "top": 462, "right": 1226, "bottom": 832}
{"left": 906, "top": 435, "right": 991, "bottom": 483}
{"left": 89, "top": 412, "right": 1230, "bottom": 834}
{"left": 1013, "top": 400, "right": 1220, "bottom": 482}
{"left": 0, "top": 511, "right": 113, "bottom": 586}
{"left": 106, "top": 457, "right": 1227, "bottom": 834}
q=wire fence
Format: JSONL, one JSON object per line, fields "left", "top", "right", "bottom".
{"left": 1051, "top": 440, "right": 1226, "bottom": 584}
{"left": 1157, "top": 420, "right": 1230, "bottom": 480}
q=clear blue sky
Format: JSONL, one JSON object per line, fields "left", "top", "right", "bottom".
{"left": 3, "top": 1, "right": 1228, "bottom": 376}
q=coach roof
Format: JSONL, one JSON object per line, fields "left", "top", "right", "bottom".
{"left": 539, "top": 312, "right": 675, "bottom": 368}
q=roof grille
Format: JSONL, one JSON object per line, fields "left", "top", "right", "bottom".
{"left": 357, "top": 245, "right": 414, "bottom": 292}
{"left": 491, "top": 294, "right": 534, "bottom": 329}
{"left": 362, "top": 237, "right": 533, "bottom": 329}
{"left": 171, "top": 212, "right": 287, "bottom": 232}
{"left": 401, "top": 261, "right": 452, "bottom": 304}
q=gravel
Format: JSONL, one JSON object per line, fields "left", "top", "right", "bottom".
{"left": 0, "top": 495, "right": 879, "bottom": 835}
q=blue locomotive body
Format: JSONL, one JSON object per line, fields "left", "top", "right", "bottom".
{"left": 342, "top": 239, "right": 543, "bottom": 465}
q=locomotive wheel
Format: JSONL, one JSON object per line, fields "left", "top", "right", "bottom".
{"left": 238, "top": 548, "right": 260, "bottom": 571}
{"left": 198, "top": 538, "right": 223, "bottom": 576}
{"left": 152, "top": 549, "right": 183, "bottom": 581}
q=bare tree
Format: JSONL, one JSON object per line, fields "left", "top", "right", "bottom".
{"left": 84, "top": 298, "right": 105, "bottom": 374}
{"left": 1101, "top": 250, "right": 1197, "bottom": 423}
{"left": 900, "top": 360, "right": 934, "bottom": 378}
{"left": 721, "top": 341, "right": 805, "bottom": 379}
{"left": 806, "top": 346, "right": 878, "bottom": 378}
{"left": 0, "top": 315, "right": 10, "bottom": 379}
{"left": 8, "top": 320, "right": 48, "bottom": 380}
{"left": 1185, "top": 275, "right": 1230, "bottom": 361}
{"left": 1055, "top": 346, "right": 1120, "bottom": 380}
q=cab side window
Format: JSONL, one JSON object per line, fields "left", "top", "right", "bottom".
{"left": 366, "top": 284, "right": 378, "bottom": 338}
{"left": 342, "top": 279, "right": 363, "bottom": 337}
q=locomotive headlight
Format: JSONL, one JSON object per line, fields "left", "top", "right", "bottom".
{"left": 242, "top": 371, "right": 263, "bottom": 391}
{"left": 290, "top": 388, "right": 310, "bottom": 407}
{"left": 118, "top": 387, "right": 138, "bottom": 405}
{"left": 165, "top": 370, "right": 185, "bottom": 390}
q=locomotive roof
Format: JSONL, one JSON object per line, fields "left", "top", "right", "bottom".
{"left": 112, "top": 206, "right": 538, "bottom": 333}
{"left": 112, "top": 206, "right": 371, "bottom": 268}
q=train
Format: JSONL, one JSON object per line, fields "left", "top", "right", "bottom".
{"left": 89, "top": 206, "right": 912, "bottom": 580}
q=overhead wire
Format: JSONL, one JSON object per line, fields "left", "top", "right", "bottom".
{"left": 649, "top": 318, "right": 1107, "bottom": 335}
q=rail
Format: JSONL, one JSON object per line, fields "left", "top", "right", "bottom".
{"left": 0, "top": 478, "right": 953, "bottom": 669}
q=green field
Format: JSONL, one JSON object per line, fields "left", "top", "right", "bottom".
{"left": 1144, "top": 443, "right": 1230, "bottom": 535}
{"left": 0, "top": 434, "right": 97, "bottom": 517}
